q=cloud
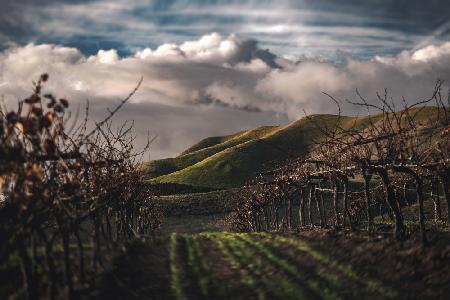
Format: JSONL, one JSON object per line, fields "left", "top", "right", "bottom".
{"left": 255, "top": 41, "right": 450, "bottom": 118}
{"left": 0, "top": 33, "right": 276, "bottom": 104}
{"left": 0, "top": 34, "right": 450, "bottom": 158}
{"left": 2, "top": 0, "right": 450, "bottom": 60}
{"left": 135, "top": 32, "right": 239, "bottom": 62}
{"left": 89, "top": 101, "right": 286, "bottom": 160}
{"left": 0, "top": 34, "right": 286, "bottom": 158}
{"left": 93, "top": 49, "right": 120, "bottom": 64}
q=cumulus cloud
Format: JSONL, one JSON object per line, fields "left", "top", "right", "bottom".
{"left": 0, "top": 33, "right": 449, "bottom": 158}
{"left": 134, "top": 32, "right": 244, "bottom": 64}
{"left": 256, "top": 42, "right": 450, "bottom": 118}
{"left": 92, "top": 49, "right": 120, "bottom": 64}
{"left": 0, "top": 33, "right": 277, "bottom": 107}
{"left": 0, "top": 34, "right": 285, "bottom": 158}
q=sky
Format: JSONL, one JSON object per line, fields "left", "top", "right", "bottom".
{"left": 1, "top": 0, "right": 450, "bottom": 159}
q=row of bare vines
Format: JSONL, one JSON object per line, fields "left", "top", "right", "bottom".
{"left": 233, "top": 81, "right": 449, "bottom": 245}
{"left": 0, "top": 75, "right": 160, "bottom": 299}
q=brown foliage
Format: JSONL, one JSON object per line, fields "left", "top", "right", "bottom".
{"left": 0, "top": 75, "right": 159, "bottom": 299}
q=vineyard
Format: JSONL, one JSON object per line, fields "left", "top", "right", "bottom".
{"left": 1, "top": 75, "right": 449, "bottom": 300}
{"left": 95, "top": 231, "right": 450, "bottom": 300}
{"left": 233, "top": 82, "right": 450, "bottom": 247}
{"left": 0, "top": 76, "right": 161, "bottom": 299}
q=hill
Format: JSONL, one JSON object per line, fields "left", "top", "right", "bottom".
{"left": 142, "top": 125, "right": 277, "bottom": 179}
{"left": 179, "top": 131, "right": 245, "bottom": 155}
{"left": 143, "top": 107, "right": 441, "bottom": 189}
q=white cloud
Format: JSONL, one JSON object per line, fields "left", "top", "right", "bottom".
{"left": 234, "top": 59, "right": 271, "bottom": 73}
{"left": 91, "top": 49, "right": 120, "bottom": 64}
{"left": 135, "top": 33, "right": 241, "bottom": 63}
{"left": 136, "top": 44, "right": 185, "bottom": 60}
{"left": 411, "top": 43, "right": 450, "bottom": 63}
{"left": 256, "top": 41, "right": 450, "bottom": 118}
{"left": 0, "top": 35, "right": 449, "bottom": 158}
{"left": 180, "top": 33, "right": 236, "bottom": 59}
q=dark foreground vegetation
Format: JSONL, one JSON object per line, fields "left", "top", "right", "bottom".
{"left": 1, "top": 76, "right": 449, "bottom": 299}
{"left": 0, "top": 75, "right": 160, "bottom": 299}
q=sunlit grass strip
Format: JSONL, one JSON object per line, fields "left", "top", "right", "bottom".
{"left": 169, "top": 233, "right": 187, "bottom": 300}
{"left": 260, "top": 233, "right": 398, "bottom": 299}
{"left": 225, "top": 233, "right": 315, "bottom": 300}
{"left": 200, "top": 232, "right": 265, "bottom": 299}
{"left": 245, "top": 234, "right": 342, "bottom": 291}
{"left": 237, "top": 233, "right": 341, "bottom": 300}
{"left": 184, "top": 235, "right": 211, "bottom": 296}
{"left": 219, "top": 233, "right": 308, "bottom": 300}
{"left": 213, "top": 234, "right": 292, "bottom": 299}
{"left": 203, "top": 232, "right": 307, "bottom": 300}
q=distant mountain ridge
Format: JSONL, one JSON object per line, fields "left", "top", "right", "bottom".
{"left": 143, "top": 107, "right": 441, "bottom": 189}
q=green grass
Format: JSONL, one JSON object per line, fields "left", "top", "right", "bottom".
{"left": 148, "top": 115, "right": 335, "bottom": 188}
{"left": 262, "top": 233, "right": 398, "bottom": 299}
{"left": 142, "top": 126, "right": 277, "bottom": 179}
{"left": 145, "top": 107, "right": 445, "bottom": 189}
{"left": 202, "top": 232, "right": 307, "bottom": 300}
{"left": 198, "top": 232, "right": 403, "bottom": 300}
{"left": 184, "top": 235, "right": 211, "bottom": 296}
{"left": 373, "top": 218, "right": 450, "bottom": 233}
{"left": 91, "top": 231, "right": 445, "bottom": 299}
{"left": 169, "top": 233, "right": 187, "bottom": 300}
{"left": 179, "top": 131, "right": 247, "bottom": 155}
{"left": 200, "top": 232, "right": 266, "bottom": 299}
{"left": 238, "top": 233, "right": 341, "bottom": 300}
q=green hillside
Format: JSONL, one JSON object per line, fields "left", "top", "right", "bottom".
{"left": 143, "top": 126, "right": 277, "bottom": 178}
{"left": 180, "top": 131, "right": 245, "bottom": 155}
{"left": 145, "top": 107, "right": 442, "bottom": 189}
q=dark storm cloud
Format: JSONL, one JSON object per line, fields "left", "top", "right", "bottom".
{"left": 228, "top": 39, "right": 279, "bottom": 68}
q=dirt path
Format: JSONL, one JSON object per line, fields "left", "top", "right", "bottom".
{"left": 91, "top": 230, "right": 450, "bottom": 300}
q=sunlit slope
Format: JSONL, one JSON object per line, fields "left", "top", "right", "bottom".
{"left": 150, "top": 115, "right": 347, "bottom": 188}
{"left": 143, "top": 126, "right": 277, "bottom": 178}
{"left": 180, "top": 131, "right": 245, "bottom": 155}
{"left": 147, "top": 107, "right": 444, "bottom": 189}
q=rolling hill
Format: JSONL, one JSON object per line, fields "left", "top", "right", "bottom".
{"left": 142, "top": 125, "right": 277, "bottom": 179}
{"left": 143, "top": 107, "right": 442, "bottom": 189}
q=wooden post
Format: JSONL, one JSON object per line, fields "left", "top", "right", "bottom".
{"left": 333, "top": 179, "right": 340, "bottom": 227}
{"left": 308, "top": 184, "right": 314, "bottom": 226}
{"left": 315, "top": 186, "right": 325, "bottom": 227}
{"left": 363, "top": 171, "right": 373, "bottom": 231}
{"left": 373, "top": 167, "right": 406, "bottom": 240}
{"left": 299, "top": 188, "right": 306, "bottom": 227}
